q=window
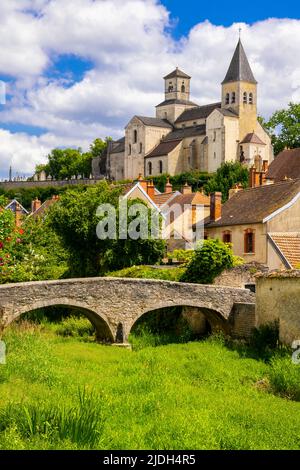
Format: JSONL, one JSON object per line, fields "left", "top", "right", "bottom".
{"left": 243, "top": 92, "right": 247, "bottom": 104}
{"left": 148, "top": 161, "right": 152, "bottom": 176}
{"left": 133, "top": 130, "right": 137, "bottom": 143}
{"left": 128, "top": 144, "right": 131, "bottom": 155}
{"left": 159, "top": 160, "right": 163, "bottom": 174}
{"left": 204, "top": 231, "right": 208, "bottom": 240}
{"left": 225, "top": 93, "right": 230, "bottom": 105}
{"left": 139, "top": 142, "right": 142, "bottom": 154}
{"left": 222, "top": 230, "right": 232, "bottom": 244}
{"left": 213, "top": 130, "right": 216, "bottom": 142}
{"left": 214, "top": 152, "right": 216, "bottom": 159}
{"left": 249, "top": 92, "right": 253, "bottom": 104}
{"left": 231, "top": 92, "right": 236, "bottom": 104}
{"left": 164, "top": 112, "right": 168, "bottom": 119}
{"left": 168, "top": 83, "right": 173, "bottom": 92}
{"left": 244, "top": 229, "right": 255, "bottom": 254}
{"left": 181, "top": 82, "right": 185, "bottom": 93}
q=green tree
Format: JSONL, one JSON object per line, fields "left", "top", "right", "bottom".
{"left": 48, "top": 182, "right": 165, "bottom": 277}
{"left": 35, "top": 148, "right": 93, "bottom": 180}
{"left": 203, "top": 162, "right": 249, "bottom": 202}
{"left": 90, "top": 138, "right": 110, "bottom": 159}
{"left": 260, "top": 102, "right": 300, "bottom": 155}
{"left": 180, "top": 239, "right": 235, "bottom": 284}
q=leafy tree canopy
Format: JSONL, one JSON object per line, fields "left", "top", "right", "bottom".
{"left": 47, "top": 182, "right": 165, "bottom": 277}
{"left": 34, "top": 138, "right": 111, "bottom": 181}
{"left": 180, "top": 239, "right": 235, "bottom": 284}
{"left": 259, "top": 102, "right": 300, "bottom": 155}
{"left": 203, "top": 162, "right": 249, "bottom": 202}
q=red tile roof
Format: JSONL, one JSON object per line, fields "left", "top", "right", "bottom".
{"left": 269, "top": 233, "right": 300, "bottom": 268}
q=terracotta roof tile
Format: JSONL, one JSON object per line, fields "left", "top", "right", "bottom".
{"left": 153, "top": 192, "right": 178, "bottom": 207}
{"left": 269, "top": 233, "right": 300, "bottom": 268}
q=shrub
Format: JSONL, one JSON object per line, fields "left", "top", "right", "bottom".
{"left": 249, "top": 321, "right": 280, "bottom": 360}
{"left": 106, "top": 265, "right": 185, "bottom": 282}
{"left": 180, "top": 239, "right": 234, "bottom": 284}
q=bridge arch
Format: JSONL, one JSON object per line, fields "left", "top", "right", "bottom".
{"left": 129, "top": 301, "right": 230, "bottom": 339}
{"left": 6, "top": 298, "right": 114, "bottom": 343}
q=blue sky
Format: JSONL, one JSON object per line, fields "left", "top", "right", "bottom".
{"left": 162, "top": 0, "right": 300, "bottom": 36}
{"left": 0, "top": 0, "right": 299, "bottom": 179}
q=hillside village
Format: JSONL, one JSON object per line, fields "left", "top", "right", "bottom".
{"left": 1, "top": 2, "right": 300, "bottom": 453}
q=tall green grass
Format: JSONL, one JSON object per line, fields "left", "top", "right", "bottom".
{"left": 0, "top": 388, "right": 105, "bottom": 448}
{"left": 1, "top": 323, "right": 300, "bottom": 449}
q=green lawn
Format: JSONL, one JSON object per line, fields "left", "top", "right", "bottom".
{"left": 0, "top": 326, "right": 300, "bottom": 450}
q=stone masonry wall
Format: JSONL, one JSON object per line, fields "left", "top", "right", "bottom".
{"left": 0, "top": 277, "right": 255, "bottom": 342}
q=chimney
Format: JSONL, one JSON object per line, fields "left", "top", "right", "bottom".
{"left": 249, "top": 166, "right": 256, "bottom": 188}
{"left": 31, "top": 197, "right": 41, "bottom": 213}
{"left": 137, "top": 173, "right": 148, "bottom": 192}
{"left": 182, "top": 182, "right": 192, "bottom": 194}
{"left": 147, "top": 180, "right": 155, "bottom": 200}
{"left": 165, "top": 177, "right": 173, "bottom": 194}
{"left": 15, "top": 201, "right": 22, "bottom": 227}
{"left": 210, "top": 192, "right": 222, "bottom": 222}
{"left": 254, "top": 171, "right": 261, "bottom": 187}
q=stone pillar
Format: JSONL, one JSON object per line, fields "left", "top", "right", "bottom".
{"left": 182, "top": 306, "right": 208, "bottom": 335}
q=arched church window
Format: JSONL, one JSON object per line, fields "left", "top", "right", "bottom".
{"left": 139, "top": 143, "right": 142, "bottom": 154}
{"left": 159, "top": 160, "right": 163, "bottom": 174}
{"left": 148, "top": 162, "right": 152, "bottom": 176}
{"left": 231, "top": 92, "right": 236, "bottom": 104}
{"left": 181, "top": 82, "right": 185, "bottom": 93}
{"left": 133, "top": 130, "right": 137, "bottom": 143}
{"left": 225, "top": 93, "right": 230, "bottom": 105}
{"left": 168, "top": 83, "right": 173, "bottom": 92}
{"left": 129, "top": 144, "right": 131, "bottom": 155}
{"left": 249, "top": 93, "right": 253, "bottom": 104}
{"left": 243, "top": 92, "right": 247, "bottom": 103}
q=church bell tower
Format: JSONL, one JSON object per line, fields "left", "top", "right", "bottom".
{"left": 221, "top": 39, "right": 258, "bottom": 142}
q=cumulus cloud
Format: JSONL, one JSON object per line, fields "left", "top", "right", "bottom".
{"left": 0, "top": 0, "right": 300, "bottom": 178}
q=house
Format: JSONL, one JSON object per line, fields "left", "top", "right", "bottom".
{"left": 30, "top": 196, "right": 59, "bottom": 219}
{"left": 100, "top": 39, "right": 273, "bottom": 181}
{"left": 205, "top": 179, "right": 300, "bottom": 269}
{"left": 122, "top": 176, "right": 210, "bottom": 250}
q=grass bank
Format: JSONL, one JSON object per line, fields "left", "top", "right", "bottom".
{"left": 0, "top": 320, "right": 300, "bottom": 449}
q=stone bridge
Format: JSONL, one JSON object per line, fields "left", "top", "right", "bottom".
{"left": 0, "top": 277, "right": 256, "bottom": 343}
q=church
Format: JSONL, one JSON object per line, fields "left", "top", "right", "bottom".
{"left": 100, "top": 39, "right": 273, "bottom": 181}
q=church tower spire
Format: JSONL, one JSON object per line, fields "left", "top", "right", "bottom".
{"left": 222, "top": 39, "right": 257, "bottom": 85}
{"left": 221, "top": 39, "right": 258, "bottom": 144}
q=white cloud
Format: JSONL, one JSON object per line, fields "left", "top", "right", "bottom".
{"left": 0, "top": 0, "right": 300, "bottom": 178}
